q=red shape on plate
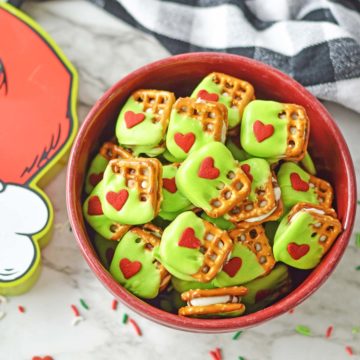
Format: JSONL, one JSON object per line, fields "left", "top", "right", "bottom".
{"left": 119, "top": 258, "right": 142, "bottom": 279}
{"left": 198, "top": 157, "right": 220, "bottom": 179}
{"left": 89, "top": 172, "right": 104, "bottom": 187}
{"left": 124, "top": 111, "right": 145, "bottom": 129}
{"left": 178, "top": 228, "right": 201, "bottom": 249}
{"left": 222, "top": 257, "right": 242, "bottom": 277}
{"left": 163, "top": 177, "right": 177, "bottom": 193}
{"left": 87, "top": 196, "right": 103, "bottom": 216}
{"left": 32, "top": 357, "right": 54, "bottom": 360}
{"left": 106, "top": 190, "right": 129, "bottom": 211}
{"left": 197, "top": 89, "right": 219, "bottom": 102}
{"left": 255, "top": 289, "right": 273, "bottom": 303}
{"left": 287, "top": 243, "right": 310, "bottom": 260}
{"left": 290, "top": 172, "right": 309, "bottom": 192}
{"left": 105, "top": 248, "right": 115, "bottom": 265}
{"left": 253, "top": 120, "right": 274, "bottom": 142}
{"left": 174, "top": 132, "right": 196, "bottom": 153}
{"left": 241, "top": 164, "right": 253, "bottom": 182}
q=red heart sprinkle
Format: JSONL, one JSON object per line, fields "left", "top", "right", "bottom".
{"left": 253, "top": 120, "right": 274, "bottom": 142}
{"left": 32, "top": 357, "right": 53, "bottom": 360}
{"left": 198, "top": 157, "right": 220, "bottom": 179}
{"left": 87, "top": 196, "right": 103, "bottom": 216}
{"left": 174, "top": 132, "right": 196, "bottom": 153}
{"left": 290, "top": 172, "right": 309, "bottom": 192}
{"left": 124, "top": 111, "right": 145, "bottom": 129}
{"left": 163, "top": 177, "right": 177, "bottom": 193}
{"left": 255, "top": 289, "right": 272, "bottom": 303}
{"left": 222, "top": 257, "right": 242, "bottom": 277}
{"left": 197, "top": 89, "right": 219, "bottom": 102}
{"left": 241, "top": 164, "right": 253, "bottom": 182}
{"left": 89, "top": 172, "right": 104, "bottom": 187}
{"left": 287, "top": 243, "right": 310, "bottom": 260}
{"left": 106, "top": 190, "right": 129, "bottom": 211}
{"left": 119, "top": 258, "right": 142, "bottom": 279}
{"left": 105, "top": 248, "right": 115, "bottom": 265}
{"left": 178, "top": 228, "right": 201, "bottom": 249}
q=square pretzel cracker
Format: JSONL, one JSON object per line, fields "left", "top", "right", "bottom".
{"left": 166, "top": 97, "right": 228, "bottom": 161}
{"left": 191, "top": 72, "right": 255, "bottom": 129}
{"left": 116, "top": 89, "right": 175, "bottom": 147}
{"left": 100, "top": 157, "right": 163, "bottom": 225}
{"left": 179, "top": 286, "right": 248, "bottom": 317}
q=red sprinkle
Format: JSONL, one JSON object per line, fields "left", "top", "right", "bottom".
{"left": 129, "top": 318, "right": 142, "bottom": 336}
{"left": 326, "top": 325, "right": 333, "bottom": 338}
{"left": 216, "top": 348, "right": 222, "bottom": 360}
{"left": 32, "top": 357, "right": 53, "bottom": 360}
{"left": 345, "top": 346, "right": 353, "bottom": 356}
{"left": 71, "top": 304, "right": 80, "bottom": 317}
{"left": 209, "top": 351, "right": 218, "bottom": 360}
{"left": 112, "top": 299, "right": 118, "bottom": 311}
{"left": 18, "top": 306, "right": 25, "bottom": 313}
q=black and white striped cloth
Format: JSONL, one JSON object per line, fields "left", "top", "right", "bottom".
{"left": 90, "top": 0, "right": 360, "bottom": 113}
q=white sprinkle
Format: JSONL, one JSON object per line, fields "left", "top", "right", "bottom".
{"left": 0, "top": 295, "right": 7, "bottom": 305}
{"left": 0, "top": 311, "right": 5, "bottom": 320}
{"left": 72, "top": 316, "right": 84, "bottom": 326}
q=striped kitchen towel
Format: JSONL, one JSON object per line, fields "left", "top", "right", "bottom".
{"left": 90, "top": 0, "right": 360, "bottom": 113}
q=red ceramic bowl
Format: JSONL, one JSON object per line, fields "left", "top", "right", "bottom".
{"left": 66, "top": 53, "right": 356, "bottom": 333}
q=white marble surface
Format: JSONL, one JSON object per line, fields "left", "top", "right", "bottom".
{"left": 1, "top": 1, "right": 360, "bottom": 359}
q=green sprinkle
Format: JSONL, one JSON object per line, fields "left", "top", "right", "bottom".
{"left": 356, "top": 233, "right": 360, "bottom": 248}
{"left": 355, "top": 265, "right": 360, "bottom": 271}
{"left": 233, "top": 331, "right": 243, "bottom": 340}
{"left": 122, "top": 313, "right": 128, "bottom": 324}
{"left": 238, "top": 357, "right": 245, "bottom": 360}
{"left": 352, "top": 326, "right": 360, "bottom": 334}
{"left": 295, "top": 325, "right": 311, "bottom": 336}
{"left": 357, "top": 200, "right": 360, "bottom": 205}
{"left": 80, "top": 298, "right": 89, "bottom": 310}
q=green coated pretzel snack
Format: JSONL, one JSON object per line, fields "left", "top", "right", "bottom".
{"left": 176, "top": 142, "right": 251, "bottom": 218}
{"left": 83, "top": 180, "right": 130, "bottom": 240}
{"left": 214, "top": 225, "right": 275, "bottom": 287}
{"left": 191, "top": 72, "right": 255, "bottom": 129}
{"left": 100, "top": 158, "right": 163, "bottom": 225}
{"left": 273, "top": 203, "right": 341, "bottom": 269}
{"left": 154, "top": 211, "right": 233, "bottom": 282}
{"left": 166, "top": 97, "right": 228, "bottom": 161}
{"left": 110, "top": 226, "right": 170, "bottom": 299}
{"left": 277, "top": 162, "right": 333, "bottom": 211}
{"left": 240, "top": 100, "right": 309, "bottom": 161}
{"left": 92, "top": 233, "right": 118, "bottom": 269}
{"left": 116, "top": 89, "right": 175, "bottom": 149}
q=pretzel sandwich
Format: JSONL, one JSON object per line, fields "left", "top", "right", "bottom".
{"left": 179, "top": 286, "right": 248, "bottom": 317}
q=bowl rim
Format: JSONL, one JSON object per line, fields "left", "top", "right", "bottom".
{"left": 66, "top": 52, "right": 357, "bottom": 332}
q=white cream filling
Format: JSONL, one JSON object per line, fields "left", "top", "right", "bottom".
{"left": 290, "top": 207, "right": 325, "bottom": 224}
{"left": 188, "top": 295, "right": 240, "bottom": 307}
{"left": 245, "top": 185, "right": 281, "bottom": 223}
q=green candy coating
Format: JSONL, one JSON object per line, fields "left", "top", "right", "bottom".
{"left": 264, "top": 221, "right": 279, "bottom": 245}
{"left": 176, "top": 142, "right": 239, "bottom": 213}
{"left": 273, "top": 208, "right": 326, "bottom": 269}
{"left": 242, "top": 263, "right": 290, "bottom": 311}
{"left": 92, "top": 233, "right": 117, "bottom": 269}
{"left": 99, "top": 161, "right": 156, "bottom": 225}
{"left": 191, "top": 74, "right": 240, "bottom": 128}
{"left": 161, "top": 164, "right": 191, "bottom": 213}
{"left": 84, "top": 153, "right": 108, "bottom": 194}
{"left": 166, "top": 100, "right": 226, "bottom": 161}
{"left": 213, "top": 241, "right": 265, "bottom": 287}
{"left": 116, "top": 95, "right": 164, "bottom": 147}
{"left": 162, "top": 149, "right": 182, "bottom": 163}
{"left": 240, "top": 100, "right": 287, "bottom": 158}
{"left": 226, "top": 139, "right": 251, "bottom": 162}
{"left": 201, "top": 213, "right": 235, "bottom": 231}
{"left": 127, "top": 143, "right": 165, "bottom": 157}
{"left": 110, "top": 230, "right": 162, "bottom": 299}
{"left": 300, "top": 151, "right": 317, "bottom": 175}
{"left": 277, "top": 162, "right": 318, "bottom": 211}
{"left": 171, "top": 276, "right": 216, "bottom": 293}
{"left": 83, "top": 181, "right": 125, "bottom": 240}
{"left": 154, "top": 212, "right": 205, "bottom": 281}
